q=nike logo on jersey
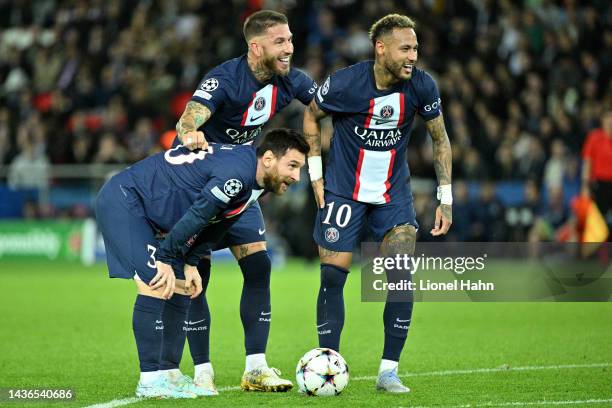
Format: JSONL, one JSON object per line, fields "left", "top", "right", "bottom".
{"left": 396, "top": 318, "right": 411, "bottom": 323}
{"left": 258, "top": 228, "right": 266, "bottom": 235}
{"left": 316, "top": 322, "right": 328, "bottom": 328}
{"left": 260, "top": 311, "right": 271, "bottom": 316}
{"left": 250, "top": 114, "right": 265, "bottom": 122}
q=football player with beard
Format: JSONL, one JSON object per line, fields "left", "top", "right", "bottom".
{"left": 95, "top": 129, "right": 308, "bottom": 398}
{"left": 165, "top": 10, "right": 317, "bottom": 395}
{"left": 303, "top": 14, "right": 453, "bottom": 393}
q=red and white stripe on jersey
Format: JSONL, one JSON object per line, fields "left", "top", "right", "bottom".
{"left": 224, "top": 189, "right": 264, "bottom": 218}
{"left": 352, "top": 148, "right": 396, "bottom": 204}
{"left": 240, "top": 84, "right": 278, "bottom": 126}
{"left": 364, "top": 93, "right": 405, "bottom": 130}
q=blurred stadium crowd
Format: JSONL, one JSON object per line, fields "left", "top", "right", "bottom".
{"left": 0, "top": 0, "right": 610, "bottom": 254}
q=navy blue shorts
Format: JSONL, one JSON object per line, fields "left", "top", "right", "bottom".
{"left": 95, "top": 174, "right": 188, "bottom": 283}
{"left": 213, "top": 201, "right": 266, "bottom": 250}
{"left": 313, "top": 190, "right": 418, "bottom": 252}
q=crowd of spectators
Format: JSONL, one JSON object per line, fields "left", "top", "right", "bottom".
{"left": 0, "top": 0, "right": 610, "bottom": 251}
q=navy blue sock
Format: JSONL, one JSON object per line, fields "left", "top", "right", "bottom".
{"left": 132, "top": 295, "right": 165, "bottom": 372}
{"left": 382, "top": 266, "right": 413, "bottom": 361}
{"left": 159, "top": 293, "right": 190, "bottom": 370}
{"left": 187, "top": 258, "right": 211, "bottom": 365}
{"left": 239, "top": 251, "right": 271, "bottom": 355}
{"left": 317, "top": 264, "right": 348, "bottom": 352}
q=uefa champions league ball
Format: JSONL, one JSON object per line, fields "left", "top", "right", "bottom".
{"left": 296, "top": 348, "right": 349, "bottom": 396}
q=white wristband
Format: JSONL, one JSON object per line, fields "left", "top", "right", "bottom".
{"left": 308, "top": 156, "right": 323, "bottom": 181}
{"left": 437, "top": 184, "right": 453, "bottom": 205}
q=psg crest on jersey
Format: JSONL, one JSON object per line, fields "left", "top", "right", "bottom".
{"left": 325, "top": 227, "right": 339, "bottom": 243}
{"left": 254, "top": 96, "right": 266, "bottom": 111}
{"left": 223, "top": 179, "right": 243, "bottom": 197}
{"left": 321, "top": 77, "right": 330, "bottom": 96}
{"left": 200, "top": 78, "right": 219, "bottom": 92}
{"left": 380, "top": 105, "right": 394, "bottom": 118}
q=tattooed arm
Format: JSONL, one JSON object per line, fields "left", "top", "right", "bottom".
{"left": 425, "top": 114, "right": 453, "bottom": 236}
{"left": 303, "top": 99, "right": 329, "bottom": 208}
{"left": 175, "top": 101, "right": 212, "bottom": 150}
{"left": 303, "top": 99, "right": 327, "bottom": 157}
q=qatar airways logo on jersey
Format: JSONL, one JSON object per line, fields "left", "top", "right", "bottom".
{"left": 354, "top": 92, "right": 406, "bottom": 147}
{"left": 354, "top": 126, "right": 404, "bottom": 147}
{"left": 226, "top": 125, "right": 263, "bottom": 144}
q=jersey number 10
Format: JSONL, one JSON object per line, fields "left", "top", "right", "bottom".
{"left": 322, "top": 201, "right": 352, "bottom": 228}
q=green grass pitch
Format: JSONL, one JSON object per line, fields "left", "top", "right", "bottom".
{"left": 1, "top": 259, "right": 611, "bottom": 407}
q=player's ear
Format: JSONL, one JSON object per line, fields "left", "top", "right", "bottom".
{"left": 249, "top": 39, "right": 262, "bottom": 57}
{"left": 262, "top": 150, "right": 276, "bottom": 167}
{"left": 375, "top": 39, "right": 385, "bottom": 57}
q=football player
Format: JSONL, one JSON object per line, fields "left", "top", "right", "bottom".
{"left": 171, "top": 10, "right": 318, "bottom": 393}
{"left": 95, "top": 129, "right": 308, "bottom": 398}
{"left": 303, "top": 14, "right": 453, "bottom": 393}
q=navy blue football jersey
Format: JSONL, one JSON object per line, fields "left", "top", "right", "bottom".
{"left": 119, "top": 143, "right": 264, "bottom": 262}
{"left": 183, "top": 55, "right": 317, "bottom": 145}
{"left": 315, "top": 61, "right": 442, "bottom": 204}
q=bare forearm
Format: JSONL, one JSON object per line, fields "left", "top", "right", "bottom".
{"left": 176, "top": 101, "right": 211, "bottom": 140}
{"left": 303, "top": 100, "right": 327, "bottom": 157}
{"left": 303, "top": 109, "right": 322, "bottom": 157}
{"left": 427, "top": 115, "right": 452, "bottom": 185}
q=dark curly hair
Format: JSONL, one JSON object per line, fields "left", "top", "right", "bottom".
{"left": 368, "top": 14, "right": 416, "bottom": 46}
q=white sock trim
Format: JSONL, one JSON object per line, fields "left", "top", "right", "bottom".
{"left": 140, "top": 371, "right": 160, "bottom": 384}
{"left": 379, "top": 359, "right": 399, "bottom": 374}
{"left": 245, "top": 353, "right": 268, "bottom": 372}
{"left": 194, "top": 362, "right": 214, "bottom": 377}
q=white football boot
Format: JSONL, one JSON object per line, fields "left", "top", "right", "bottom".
{"left": 376, "top": 367, "right": 411, "bottom": 393}
{"left": 135, "top": 376, "right": 197, "bottom": 399}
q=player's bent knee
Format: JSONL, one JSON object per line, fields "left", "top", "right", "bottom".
{"left": 135, "top": 278, "right": 192, "bottom": 298}
{"left": 382, "top": 224, "right": 417, "bottom": 255}
{"left": 318, "top": 246, "right": 352, "bottom": 270}
{"left": 231, "top": 241, "right": 267, "bottom": 261}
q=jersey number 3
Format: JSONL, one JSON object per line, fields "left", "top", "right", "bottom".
{"left": 164, "top": 145, "right": 215, "bottom": 165}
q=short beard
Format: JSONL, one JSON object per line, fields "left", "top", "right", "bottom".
{"left": 263, "top": 172, "right": 282, "bottom": 194}
{"left": 384, "top": 56, "right": 410, "bottom": 81}
{"left": 263, "top": 54, "right": 289, "bottom": 76}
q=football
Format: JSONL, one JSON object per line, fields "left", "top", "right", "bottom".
{"left": 295, "top": 348, "right": 349, "bottom": 396}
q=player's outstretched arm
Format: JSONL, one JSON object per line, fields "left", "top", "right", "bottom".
{"left": 303, "top": 99, "right": 328, "bottom": 208}
{"left": 176, "top": 101, "right": 211, "bottom": 150}
{"left": 426, "top": 114, "right": 453, "bottom": 236}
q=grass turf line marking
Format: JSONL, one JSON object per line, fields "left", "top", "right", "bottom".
{"left": 353, "top": 362, "right": 612, "bottom": 381}
{"left": 423, "top": 398, "right": 612, "bottom": 408}
{"left": 81, "top": 362, "right": 611, "bottom": 407}
{"left": 479, "top": 398, "right": 612, "bottom": 406}
{"left": 82, "top": 397, "right": 139, "bottom": 408}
